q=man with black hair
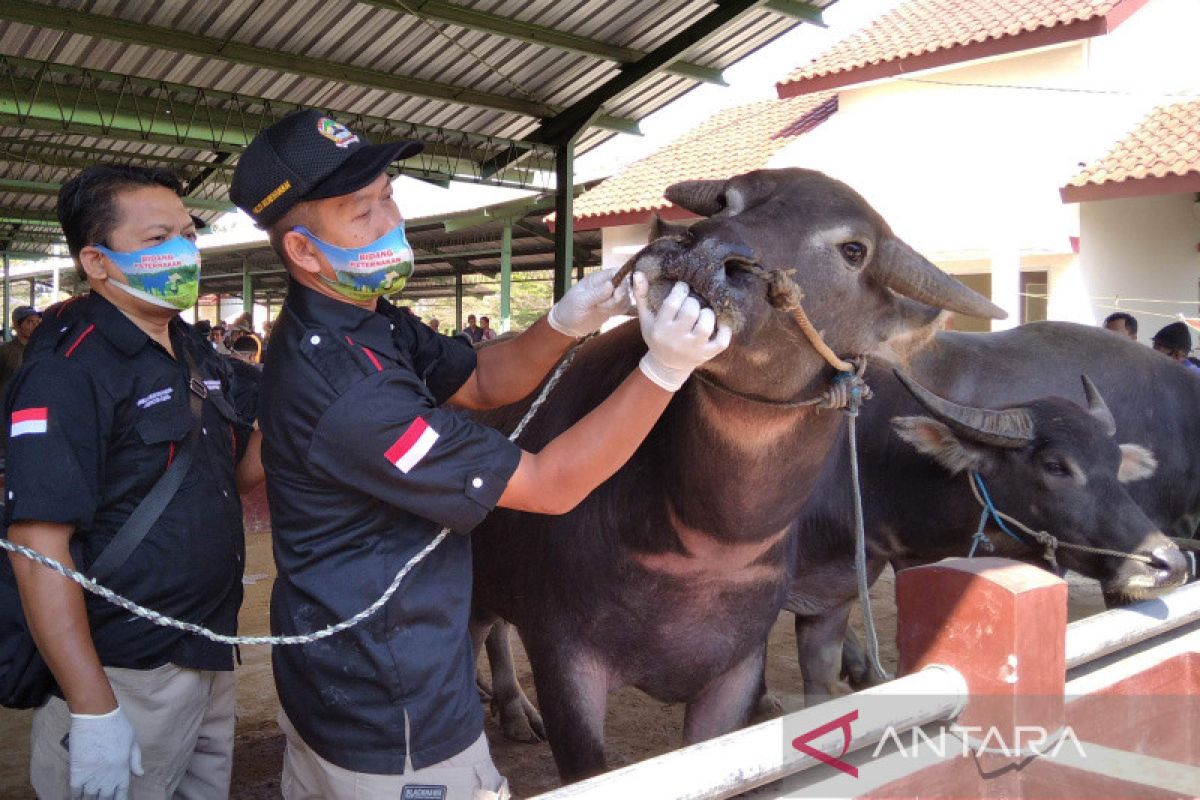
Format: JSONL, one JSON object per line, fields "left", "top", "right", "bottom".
{"left": 1152, "top": 321, "right": 1200, "bottom": 373}
{"left": 231, "top": 109, "right": 729, "bottom": 799}
{"left": 3, "top": 164, "right": 263, "bottom": 799}
{"left": 1103, "top": 311, "right": 1138, "bottom": 340}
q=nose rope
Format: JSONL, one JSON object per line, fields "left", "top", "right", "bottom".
{"left": 967, "top": 471, "right": 1156, "bottom": 568}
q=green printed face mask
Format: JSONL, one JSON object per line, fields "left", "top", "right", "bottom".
{"left": 94, "top": 236, "right": 201, "bottom": 311}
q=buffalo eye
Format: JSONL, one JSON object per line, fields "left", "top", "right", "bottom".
{"left": 839, "top": 241, "right": 868, "bottom": 267}
{"left": 1042, "top": 459, "right": 1069, "bottom": 477}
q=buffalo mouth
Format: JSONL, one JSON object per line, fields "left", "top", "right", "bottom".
{"left": 1100, "top": 543, "right": 1189, "bottom": 601}
{"left": 630, "top": 236, "right": 762, "bottom": 332}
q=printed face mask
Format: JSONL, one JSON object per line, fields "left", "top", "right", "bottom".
{"left": 295, "top": 224, "right": 414, "bottom": 303}
{"left": 93, "top": 236, "right": 201, "bottom": 311}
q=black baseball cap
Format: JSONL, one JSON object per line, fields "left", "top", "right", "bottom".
{"left": 11, "top": 306, "right": 40, "bottom": 325}
{"left": 230, "top": 109, "right": 423, "bottom": 227}
{"left": 1152, "top": 321, "right": 1192, "bottom": 353}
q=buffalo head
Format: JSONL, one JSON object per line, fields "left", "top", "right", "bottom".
{"left": 629, "top": 169, "right": 1004, "bottom": 398}
{"left": 892, "top": 372, "right": 1188, "bottom": 598}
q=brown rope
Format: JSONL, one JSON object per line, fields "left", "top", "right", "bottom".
{"left": 612, "top": 254, "right": 857, "bottom": 375}
{"left": 967, "top": 473, "right": 1154, "bottom": 566}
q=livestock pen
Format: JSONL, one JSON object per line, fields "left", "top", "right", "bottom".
{"left": 528, "top": 558, "right": 1200, "bottom": 799}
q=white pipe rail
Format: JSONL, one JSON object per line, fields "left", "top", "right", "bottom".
{"left": 1065, "top": 581, "right": 1200, "bottom": 670}
{"left": 527, "top": 664, "right": 967, "bottom": 800}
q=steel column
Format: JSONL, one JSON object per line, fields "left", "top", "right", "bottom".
{"left": 553, "top": 140, "right": 575, "bottom": 301}
{"left": 242, "top": 260, "right": 253, "bottom": 315}
{"left": 499, "top": 219, "right": 513, "bottom": 334}
{"left": 455, "top": 272, "right": 464, "bottom": 333}
{"left": 2, "top": 251, "right": 9, "bottom": 342}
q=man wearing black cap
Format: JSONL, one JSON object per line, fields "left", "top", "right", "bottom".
{"left": 231, "top": 109, "right": 731, "bottom": 799}
{"left": 0, "top": 305, "right": 42, "bottom": 398}
{"left": 1151, "top": 321, "right": 1200, "bottom": 373}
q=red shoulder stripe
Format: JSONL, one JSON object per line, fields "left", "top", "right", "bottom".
{"left": 64, "top": 324, "right": 96, "bottom": 358}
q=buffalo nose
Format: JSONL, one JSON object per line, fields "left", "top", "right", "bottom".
{"left": 1148, "top": 544, "right": 1188, "bottom": 587}
{"left": 697, "top": 238, "right": 755, "bottom": 267}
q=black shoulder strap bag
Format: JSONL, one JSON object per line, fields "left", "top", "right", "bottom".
{"left": 0, "top": 346, "right": 206, "bottom": 709}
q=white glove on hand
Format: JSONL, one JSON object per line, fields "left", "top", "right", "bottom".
{"left": 69, "top": 706, "right": 144, "bottom": 800}
{"left": 547, "top": 267, "right": 632, "bottom": 338}
{"left": 633, "top": 272, "right": 732, "bottom": 391}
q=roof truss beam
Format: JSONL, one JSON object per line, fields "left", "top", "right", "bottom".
{"left": 357, "top": 0, "right": 726, "bottom": 85}
{"left": 531, "top": 0, "right": 772, "bottom": 145}
{"left": 0, "top": 56, "right": 554, "bottom": 191}
{"left": 0, "top": 0, "right": 640, "bottom": 134}
{"left": 763, "top": 0, "right": 826, "bottom": 25}
{"left": 0, "top": 177, "right": 234, "bottom": 212}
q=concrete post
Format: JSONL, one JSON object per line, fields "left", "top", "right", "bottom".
{"left": 896, "top": 557, "right": 1067, "bottom": 782}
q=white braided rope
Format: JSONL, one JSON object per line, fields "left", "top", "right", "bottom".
{"left": 0, "top": 342, "right": 585, "bottom": 647}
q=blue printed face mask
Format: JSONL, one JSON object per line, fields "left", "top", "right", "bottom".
{"left": 92, "top": 236, "right": 201, "bottom": 311}
{"left": 295, "top": 224, "right": 414, "bottom": 303}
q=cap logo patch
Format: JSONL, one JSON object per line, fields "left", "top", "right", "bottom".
{"left": 253, "top": 179, "right": 292, "bottom": 214}
{"left": 317, "top": 117, "right": 360, "bottom": 149}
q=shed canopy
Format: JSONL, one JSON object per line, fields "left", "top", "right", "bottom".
{"left": 0, "top": 0, "right": 834, "bottom": 259}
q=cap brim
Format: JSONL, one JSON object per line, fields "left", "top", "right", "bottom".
{"left": 307, "top": 140, "right": 424, "bottom": 201}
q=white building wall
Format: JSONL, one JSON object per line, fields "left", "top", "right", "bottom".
{"left": 762, "top": 0, "right": 1200, "bottom": 330}
{"left": 602, "top": 223, "right": 652, "bottom": 272}
{"left": 1077, "top": 193, "right": 1200, "bottom": 343}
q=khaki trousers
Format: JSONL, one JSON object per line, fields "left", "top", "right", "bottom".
{"left": 30, "top": 664, "right": 235, "bottom": 800}
{"left": 279, "top": 712, "right": 510, "bottom": 800}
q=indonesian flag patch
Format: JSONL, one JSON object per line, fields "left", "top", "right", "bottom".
{"left": 385, "top": 417, "right": 439, "bottom": 474}
{"left": 11, "top": 407, "right": 48, "bottom": 437}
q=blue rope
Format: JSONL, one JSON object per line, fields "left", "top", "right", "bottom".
{"left": 970, "top": 471, "right": 1026, "bottom": 546}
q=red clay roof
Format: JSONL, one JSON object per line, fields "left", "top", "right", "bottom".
{"left": 778, "top": 0, "right": 1148, "bottom": 98}
{"left": 566, "top": 93, "right": 837, "bottom": 230}
{"left": 1061, "top": 99, "right": 1200, "bottom": 202}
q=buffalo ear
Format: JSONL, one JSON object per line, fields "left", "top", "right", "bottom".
{"left": 893, "top": 416, "right": 992, "bottom": 475}
{"left": 1117, "top": 443, "right": 1157, "bottom": 483}
{"left": 648, "top": 214, "right": 690, "bottom": 243}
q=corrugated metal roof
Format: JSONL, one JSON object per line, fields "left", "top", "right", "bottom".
{"left": 0, "top": 0, "right": 836, "bottom": 255}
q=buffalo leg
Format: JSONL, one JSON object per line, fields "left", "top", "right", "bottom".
{"left": 682, "top": 648, "right": 764, "bottom": 744}
{"left": 795, "top": 602, "right": 855, "bottom": 702}
{"left": 484, "top": 621, "right": 546, "bottom": 743}
{"left": 524, "top": 639, "right": 611, "bottom": 783}
{"left": 470, "top": 611, "right": 498, "bottom": 701}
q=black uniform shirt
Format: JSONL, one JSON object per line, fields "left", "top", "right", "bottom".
{"left": 3, "top": 293, "right": 250, "bottom": 671}
{"left": 261, "top": 282, "right": 521, "bottom": 775}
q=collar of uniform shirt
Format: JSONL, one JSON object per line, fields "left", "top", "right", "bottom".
{"left": 285, "top": 279, "right": 399, "bottom": 359}
{"left": 88, "top": 292, "right": 192, "bottom": 357}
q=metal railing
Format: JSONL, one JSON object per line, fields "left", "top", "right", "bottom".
{"left": 527, "top": 665, "right": 968, "bottom": 800}
{"left": 1064, "top": 581, "right": 1200, "bottom": 670}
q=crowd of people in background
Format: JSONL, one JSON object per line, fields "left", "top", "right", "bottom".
{"left": 1103, "top": 311, "right": 1200, "bottom": 373}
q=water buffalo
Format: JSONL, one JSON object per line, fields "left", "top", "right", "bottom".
{"left": 787, "top": 324, "right": 1195, "bottom": 699}
{"left": 469, "top": 168, "right": 1003, "bottom": 782}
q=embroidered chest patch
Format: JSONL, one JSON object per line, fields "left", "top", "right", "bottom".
{"left": 136, "top": 387, "right": 174, "bottom": 409}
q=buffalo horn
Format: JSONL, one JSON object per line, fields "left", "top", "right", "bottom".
{"left": 664, "top": 180, "right": 726, "bottom": 217}
{"left": 893, "top": 369, "right": 1034, "bottom": 448}
{"left": 872, "top": 239, "right": 1008, "bottom": 320}
{"left": 1080, "top": 375, "right": 1116, "bottom": 436}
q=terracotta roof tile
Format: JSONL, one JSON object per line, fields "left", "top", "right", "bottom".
{"left": 569, "top": 93, "right": 837, "bottom": 228}
{"left": 778, "top": 0, "right": 1137, "bottom": 95}
{"left": 1067, "top": 100, "right": 1200, "bottom": 188}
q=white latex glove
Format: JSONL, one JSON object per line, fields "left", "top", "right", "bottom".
{"left": 547, "top": 267, "right": 632, "bottom": 338}
{"left": 633, "top": 272, "right": 732, "bottom": 391}
{"left": 69, "top": 706, "right": 144, "bottom": 800}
